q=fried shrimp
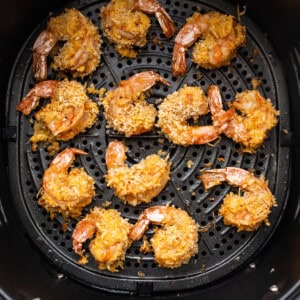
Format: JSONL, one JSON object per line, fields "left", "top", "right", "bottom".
{"left": 100, "top": 0, "right": 175, "bottom": 58}
{"left": 38, "top": 148, "right": 95, "bottom": 220}
{"left": 199, "top": 167, "right": 276, "bottom": 231}
{"left": 207, "top": 85, "right": 279, "bottom": 153}
{"left": 101, "top": 71, "right": 170, "bottom": 137}
{"left": 172, "top": 12, "right": 246, "bottom": 76}
{"left": 129, "top": 206, "right": 199, "bottom": 268}
{"left": 157, "top": 85, "right": 234, "bottom": 146}
{"left": 33, "top": 8, "right": 102, "bottom": 81}
{"left": 105, "top": 140, "right": 170, "bottom": 206}
{"left": 72, "top": 207, "right": 133, "bottom": 272}
{"left": 17, "top": 79, "right": 99, "bottom": 154}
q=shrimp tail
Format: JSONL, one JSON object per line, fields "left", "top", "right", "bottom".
{"left": 33, "top": 30, "right": 57, "bottom": 81}
{"left": 129, "top": 218, "right": 150, "bottom": 240}
{"left": 137, "top": 0, "right": 176, "bottom": 38}
{"left": 72, "top": 219, "right": 97, "bottom": 255}
{"left": 171, "top": 43, "right": 187, "bottom": 76}
{"left": 129, "top": 206, "right": 167, "bottom": 240}
{"left": 51, "top": 148, "right": 87, "bottom": 169}
{"left": 17, "top": 80, "right": 58, "bottom": 115}
{"left": 106, "top": 140, "right": 127, "bottom": 170}
{"left": 199, "top": 167, "right": 250, "bottom": 190}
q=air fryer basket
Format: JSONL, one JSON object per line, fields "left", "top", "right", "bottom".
{"left": 5, "top": 0, "right": 291, "bottom": 294}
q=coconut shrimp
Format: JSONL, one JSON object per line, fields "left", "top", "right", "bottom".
{"left": 38, "top": 148, "right": 95, "bottom": 220}
{"left": 105, "top": 140, "right": 170, "bottom": 206}
{"left": 172, "top": 12, "right": 246, "bottom": 76}
{"left": 101, "top": 71, "right": 170, "bottom": 137}
{"left": 199, "top": 167, "right": 276, "bottom": 231}
{"left": 17, "top": 79, "right": 99, "bottom": 154}
{"left": 33, "top": 8, "right": 102, "bottom": 81}
{"left": 100, "top": 0, "right": 175, "bottom": 58}
{"left": 157, "top": 85, "right": 234, "bottom": 146}
{"left": 72, "top": 207, "right": 133, "bottom": 272}
{"left": 129, "top": 206, "right": 199, "bottom": 268}
{"left": 207, "top": 85, "right": 279, "bottom": 153}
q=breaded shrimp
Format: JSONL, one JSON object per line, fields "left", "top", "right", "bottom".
{"left": 199, "top": 167, "right": 276, "bottom": 231}
{"left": 33, "top": 8, "right": 102, "bottom": 81}
{"left": 72, "top": 207, "right": 133, "bottom": 272}
{"left": 156, "top": 85, "right": 234, "bottom": 146}
{"left": 17, "top": 79, "right": 99, "bottom": 154}
{"left": 105, "top": 140, "right": 170, "bottom": 206}
{"left": 100, "top": 0, "right": 175, "bottom": 58}
{"left": 172, "top": 12, "right": 246, "bottom": 76}
{"left": 207, "top": 85, "right": 279, "bottom": 153}
{"left": 38, "top": 148, "right": 95, "bottom": 220}
{"left": 129, "top": 206, "right": 199, "bottom": 268}
{"left": 101, "top": 71, "right": 169, "bottom": 137}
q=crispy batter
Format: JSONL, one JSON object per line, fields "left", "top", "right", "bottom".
{"left": 100, "top": 0, "right": 175, "bottom": 58}
{"left": 157, "top": 85, "right": 232, "bottom": 145}
{"left": 39, "top": 148, "right": 95, "bottom": 219}
{"left": 172, "top": 11, "right": 246, "bottom": 75}
{"left": 18, "top": 79, "right": 99, "bottom": 154}
{"left": 33, "top": 8, "right": 102, "bottom": 80}
{"left": 105, "top": 140, "right": 170, "bottom": 206}
{"left": 199, "top": 167, "right": 276, "bottom": 231}
{"left": 72, "top": 207, "right": 133, "bottom": 272}
{"left": 102, "top": 71, "right": 169, "bottom": 137}
{"left": 192, "top": 12, "right": 246, "bottom": 69}
{"left": 207, "top": 85, "right": 279, "bottom": 153}
{"left": 129, "top": 206, "right": 199, "bottom": 268}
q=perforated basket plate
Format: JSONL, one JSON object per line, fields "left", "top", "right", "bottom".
{"left": 6, "top": 0, "right": 291, "bottom": 294}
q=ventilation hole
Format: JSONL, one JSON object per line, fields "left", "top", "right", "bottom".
{"left": 201, "top": 251, "right": 207, "bottom": 256}
{"left": 219, "top": 251, "right": 225, "bottom": 256}
{"left": 126, "top": 261, "right": 131, "bottom": 267}
{"left": 222, "top": 238, "right": 227, "bottom": 244}
{"left": 215, "top": 243, "right": 220, "bottom": 249}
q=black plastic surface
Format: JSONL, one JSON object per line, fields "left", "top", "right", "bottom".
{"left": 4, "top": 0, "right": 292, "bottom": 295}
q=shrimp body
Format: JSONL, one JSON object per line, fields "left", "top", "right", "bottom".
{"left": 38, "top": 148, "right": 95, "bottom": 219}
{"left": 17, "top": 79, "right": 99, "bottom": 154}
{"left": 105, "top": 140, "right": 170, "bottom": 206}
{"left": 72, "top": 207, "right": 133, "bottom": 272}
{"left": 172, "top": 12, "right": 246, "bottom": 76}
{"left": 207, "top": 85, "right": 279, "bottom": 153}
{"left": 157, "top": 85, "right": 234, "bottom": 146}
{"left": 101, "top": 0, "right": 175, "bottom": 58}
{"left": 199, "top": 167, "right": 276, "bottom": 231}
{"left": 102, "top": 71, "right": 170, "bottom": 137}
{"left": 33, "top": 8, "right": 102, "bottom": 81}
{"left": 129, "top": 206, "right": 199, "bottom": 268}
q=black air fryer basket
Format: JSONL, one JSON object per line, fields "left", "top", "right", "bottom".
{"left": 1, "top": 0, "right": 300, "bottom": 299}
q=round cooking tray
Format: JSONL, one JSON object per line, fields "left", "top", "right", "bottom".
{"left": 6, "top": 0, "right": 291, "bottom": 295}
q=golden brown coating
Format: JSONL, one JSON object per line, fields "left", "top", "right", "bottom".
{"left": 207, "top": 85, "right": 279, "bottom": 153}
{"left": 105, "top": 140, "right": 171, "bottom": 206}
{"left": 129, "top": 206, "right": 199, "bottom": 268}
{"left": 39, "top": 148, "right": 95, "bottom": 220}
{"left": 172, "top": 11, "right": 246, "bottom": 76}
{"left": 17, "top": 79, "right": 99, "bottom": 154}
{"left": 192, "top": 12, "right": 246, "bottom": 69}
{"left": 101, "top": 71, "right": 169, "bottom": 137}
{"left": 72, "top": 207, "right": 133, "bottom": 272}
{"left": 157, "top": 85, "right": 234, "bottom": 146}
{"left": 100, "top": 0, "right": 175, "bottom": 58}
{"left": 33, "top": 8, "right": 102, "bottom": 80}
{"left": 199, "top": 167, "right": 276, "bottom": 231}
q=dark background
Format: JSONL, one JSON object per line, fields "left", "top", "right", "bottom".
{"left": 0, "top": 0, "right": 300, "bottom": 299}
